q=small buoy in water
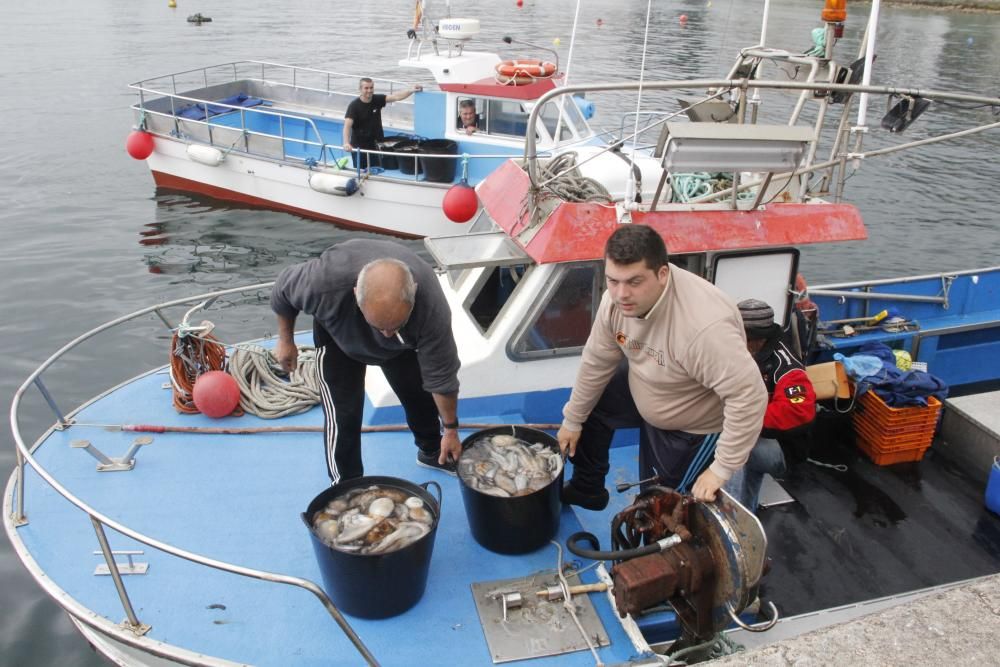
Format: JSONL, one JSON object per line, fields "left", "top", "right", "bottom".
{"left": 596, "top": 18, "right": 604, "bottom": 28}
{"left": 442, "top": 181, "right": 478, "bottom": 223}
{"left": 553, "top": 37, "right": 560, "bottom": 46}
{"left": 967, "top": 36, "right": 974, "bottom": 46}
{"left": 192, "top": 371, "right": 241, "bottom": 418}
{"left": 679, "top": 14, "right": 688, "bottom": 25}
{"left": 168, "top": 0, "right": 176, "bottom": 7}
{"left": 516, "top": 0, "right": 523, "bottom": 7}
{"left": 126, "top": 130, "right": 155, "bottom": 160}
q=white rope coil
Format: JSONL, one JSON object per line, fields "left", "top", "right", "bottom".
{"left": 228, "top": 344, "right": 321, "bottom": 419}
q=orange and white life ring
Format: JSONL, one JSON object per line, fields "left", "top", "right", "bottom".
{"left": 495, "top": 59, "right": 556, "bottom": 84}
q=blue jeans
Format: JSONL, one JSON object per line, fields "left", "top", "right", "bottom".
{"left": 725, "top": 437, "right": 786, "bottom": 513}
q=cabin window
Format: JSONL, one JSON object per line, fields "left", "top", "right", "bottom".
{"left": 486, "top": 99, "right": 530, "bottom": 138}
{"left": 510, "top": 262, "right": 603, "bottom": 358}
{"left": 466, "top": 265, "right": 529, "bottom": 334}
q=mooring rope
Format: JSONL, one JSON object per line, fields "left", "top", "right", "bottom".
{"left": 227, "top": 344, "right": 321, "bottom": 419}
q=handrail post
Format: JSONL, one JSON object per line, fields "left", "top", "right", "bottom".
{"left": 91, "top": 517, "right": 150, "bottom": 635}
{"left": 34, "top": 377, "right": 68, "bottom": 426}
{"left": 13, "top": 449, "right": 27, "bottom": 526}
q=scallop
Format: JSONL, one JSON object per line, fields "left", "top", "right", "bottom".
{"left": 368, "top": 497, "right": 395, "bottom": 518}
{"left": 315, "top": 519, "right": 339, "bottom": 543}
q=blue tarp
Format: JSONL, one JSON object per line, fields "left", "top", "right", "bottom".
{"left": 176, "top": 93, "right": 264, "bottom": 120}
{"left": 844, "top": 342, "right": 949, "bottom": 407}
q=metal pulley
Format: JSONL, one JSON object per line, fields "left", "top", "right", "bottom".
{"left": 567, "top": 486, "right": 778, "bottom": 640}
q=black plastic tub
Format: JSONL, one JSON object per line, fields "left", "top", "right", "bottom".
{"left": 457, "top": 426, "right": 562, "bottom": 555}
{"left": 420, "top": 138, "right": 458, "bottom": 183}
{"left": 395, "top": 139, "right": 423, "bottom": 175}
{"left": 375, "top": 136, "right": 410, "bottom": 171}
{"left": 302, "top": 476, "right": 442, "bottom": 618}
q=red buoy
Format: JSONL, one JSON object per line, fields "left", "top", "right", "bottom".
{"left": 126, "top": 130, "right": 155, "bottom": 160}
{"left": 192, "top": 371, "right": 241, "bottom": 418}
{"left": 442, "top": 182, "right": 479, "bottom": 223}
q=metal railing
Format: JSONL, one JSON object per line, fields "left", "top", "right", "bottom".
{"left": 8, "top": 284, "right": 379, "bottom": 666}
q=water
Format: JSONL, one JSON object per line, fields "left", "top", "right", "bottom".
{"left": 1, "top": 0, "right": 998, "bottom": 663}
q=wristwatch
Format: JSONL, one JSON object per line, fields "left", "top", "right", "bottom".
{"left": 442, "top": 419, "right": 460, "bottom": 430}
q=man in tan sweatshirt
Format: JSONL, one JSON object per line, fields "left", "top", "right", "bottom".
{"left": 557, "top": 225, "right": 767, "bottom": 510}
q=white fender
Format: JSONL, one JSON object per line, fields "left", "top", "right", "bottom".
{"left": 309, "top": 172, "right": 359, "bottom": 196}
{"left": 186, "top": 144, "right": 225, "bottom": 167}
{"left": 438, "top": 18, "right": 480, "bottom": 40}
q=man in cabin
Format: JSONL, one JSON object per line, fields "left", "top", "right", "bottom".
{"left": 723, "top": 299, "right": 816, "bottom": 512}
{"left": 342, "top": 78, "right": 423, "bottom": 169}
{"left": 271, "top": 239, "right": 462, "bottom": 484}
{"left": 457, "top": 99, "right": 480, "bottom": 135}
{"left": 556, "top": 225, "right": 767, "bottom": 509}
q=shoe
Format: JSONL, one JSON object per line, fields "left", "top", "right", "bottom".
{"left": 416, "top": 449, "right": 457, "bottom": 476}
{"left": 560, "top": 482, "right": 609, "bottom": 511}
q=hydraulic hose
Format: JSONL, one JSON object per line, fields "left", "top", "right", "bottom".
{"left": 566, "top": 531, "right": 663, "bottom": 562}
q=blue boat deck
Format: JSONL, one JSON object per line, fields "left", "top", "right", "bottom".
{"left": 13, "top": 363, "right": 652, "bottom": 666}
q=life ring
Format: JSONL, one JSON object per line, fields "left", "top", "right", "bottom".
{"left": 495, "top": 59, "right": 556, "bottom": 84}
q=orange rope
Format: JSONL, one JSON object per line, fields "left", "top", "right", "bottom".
{"left": 169, "top": 331, "right": 231, "bottom": 414}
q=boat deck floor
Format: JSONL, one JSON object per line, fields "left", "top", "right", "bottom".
{"left": 10, "top": 355, "right": 1000, "bottom": 665}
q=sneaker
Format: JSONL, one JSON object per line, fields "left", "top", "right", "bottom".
{"left": 416, "top": 449, "right": 457, "bottom": 476}
{"left": 560, "top": 482, "right": 609, "bottom": 511}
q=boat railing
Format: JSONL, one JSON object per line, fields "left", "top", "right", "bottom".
{"left": 8, "top": 284, "right": 379, "bottom": 665}
{"left": 521, "top": 78, "right": 1000, "bottom": 213}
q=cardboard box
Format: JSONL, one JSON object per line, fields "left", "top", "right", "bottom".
{"left": 806, "top": 361, "right": 851, "bottom": 400}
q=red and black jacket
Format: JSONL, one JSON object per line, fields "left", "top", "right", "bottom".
{"left": 755, "top": 339, "right": 816, "bottom": 440}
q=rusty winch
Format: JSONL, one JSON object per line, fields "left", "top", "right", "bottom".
{"left": 567, "top": 487, "right": 777, "bottom": 641}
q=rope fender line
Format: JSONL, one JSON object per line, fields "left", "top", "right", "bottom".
{"left": 169, "top": 328, "right": 232, "bottom": 415}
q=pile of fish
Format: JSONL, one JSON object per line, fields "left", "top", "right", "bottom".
{"left": 458, "top": 433, "right": 562, "bottom": 498}
{"left": 312, "top": 485, "right": 434, "bottom": 554}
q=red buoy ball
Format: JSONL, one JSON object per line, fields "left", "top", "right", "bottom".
{"left": 442, "top": 182, "right": 479, "bottom": 223}
{"left": 126, "top": 130, "right": 155, "bottom": 160}
{"left": 192, "top": 371, "right": 241, "bottom": 418}
{"left": 516, "top": 0, "right": 523, "bottom": 7}
{"left": 679, "top": 14, "right": 689, "bottom": 24}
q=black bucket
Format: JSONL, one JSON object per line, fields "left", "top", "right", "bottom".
{"left": 395, "top": 139, "right": 423, "bottom": 176}
{"left": 420, "top": 138, "right": 458, "bottom": 183}
{"left": 457, "top": 426, "right": 562, "bottom": 554}
{"left": 302, "top": 476, "right": 442, "bottom": 618}
{"left": 375, "top": 136, "right": 410, "bottom": 171}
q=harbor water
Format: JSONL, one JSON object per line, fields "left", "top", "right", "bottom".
{"left": 2, "top": 0, "right": 999, "bottom": 663}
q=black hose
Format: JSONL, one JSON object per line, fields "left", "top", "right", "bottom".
{"left": 566, "top": 531, "right": 662, "bottom": 562}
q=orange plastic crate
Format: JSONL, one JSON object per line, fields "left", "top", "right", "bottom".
{"left": 855, "top": 391, "right": 941, "bottom": 429}
{"left": 852, "top": 391, "right": 941, "bottom": 464}
{"left": 855, "top": 434, "right": 931, "bottom": 465}
{"left": 853, "top": 418, "right": 934, "bottom": 452}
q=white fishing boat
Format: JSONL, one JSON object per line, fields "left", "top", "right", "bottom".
{"left": 127, "top": 14, "right": 616, "bottom": 238}
{"left": 10, "top": 1, "right": 1000, "bottom": 665}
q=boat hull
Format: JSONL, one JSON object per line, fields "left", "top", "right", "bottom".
{"left": 146, "top": 137, "right": 462, "bottom": 237}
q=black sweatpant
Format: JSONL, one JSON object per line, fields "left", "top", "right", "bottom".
{"left": 569, "top": 361, "right": 717, "bottom": 494}
{"left": 314, "top": 322, "right": 441, "bottom": 484}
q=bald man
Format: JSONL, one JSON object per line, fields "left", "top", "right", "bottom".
{"left": 271, "top": 239, "right": 461, "bottom": 484}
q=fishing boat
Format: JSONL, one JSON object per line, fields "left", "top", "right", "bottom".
{"left": 127, "top": 16, "right": 610, "bottom": 238}
{"left": 11, "top": 1, "right": 1000, "bottom": 665}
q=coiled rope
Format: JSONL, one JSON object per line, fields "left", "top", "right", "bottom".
{"left": 520, "top": 152, "right": 612, "bottom": 231}
{"left": 169, "top": 323, "right": 229, "bottom": 414}
{"left": 228, "top": 344, "right": 321, "bottom": 419}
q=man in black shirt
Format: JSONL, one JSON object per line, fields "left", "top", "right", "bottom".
{"left": 343, "top": 77, "right": 422, "bottom": 168}
{"left": 271, "top": 239, "right": 461, "bottom": 484}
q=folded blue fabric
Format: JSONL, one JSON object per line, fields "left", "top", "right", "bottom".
{"left": 851, "top": 342, "right": 949, "bottom": 407}
{"left": 177, "top": 94, "right": 264, "bottom": 120}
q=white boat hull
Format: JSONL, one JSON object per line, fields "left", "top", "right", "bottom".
{"left": 147, "top": 137, "right": 462, "bottom": 238}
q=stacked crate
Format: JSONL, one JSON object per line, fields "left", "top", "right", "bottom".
{"left": 852, "top": 390, "right": 942, "bottom": 465}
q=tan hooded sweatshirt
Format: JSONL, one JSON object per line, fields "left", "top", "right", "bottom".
{"left": 562, "top": 264, "right": 766, "bottom": 481}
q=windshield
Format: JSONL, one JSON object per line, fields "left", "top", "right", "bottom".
{"left": 538, "top": 98, "right": 588, "bottom": 144}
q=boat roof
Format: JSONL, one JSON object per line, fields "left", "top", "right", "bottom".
{"left": 477, "top": 161, "right": 868, "bottom": 264}
{"left": 399, "top": 50, "right": 560, "bottom": 100}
